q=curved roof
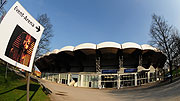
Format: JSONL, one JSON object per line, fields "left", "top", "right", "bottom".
{"left": 141, "top": 44, "right": 156, "bottom": 51}
{"left": 60, "top": 46, "right": 74, "bottom": 52}
{"left": 36, "top": 41, "right": 167, "bottom": 72}
{"left": 44, "top": 52, "right": 51, "bottom": 56}
{"left": 51, "top": 49, "right": 60, "bottom": 54}
{"left": 122, "top": 42, "right": 142, "bottom": 49}
{"left": 36, "top": 41, "right": 166, "bottom": 61}
{"left": 97, "top": 41, "right": 121, "bottom": 49}
{"left": 74, "top": 43, "right": 96, "bottom": 51}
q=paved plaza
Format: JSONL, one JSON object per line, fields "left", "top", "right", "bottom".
{"left": 39, "top": 78, "right": 180, "bottom": 101}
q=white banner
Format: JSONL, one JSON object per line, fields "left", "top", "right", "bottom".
{"left": 0, "top": 1, "right": 44, "bottom": 72}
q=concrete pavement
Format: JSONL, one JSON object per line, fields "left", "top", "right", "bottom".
{"left": 40, "top": 79, "right": 119, "bottom": 101}
{"left": 39, "top": 79, "right": 180, "bottom": 101}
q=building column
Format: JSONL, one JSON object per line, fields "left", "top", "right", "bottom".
{"left": 119, "top": 56, "right": 123, "bottom": 70}
{"left": 58, "top": 74, "right": 61, "bottom": 83}
{"left": 47, "top": 73, "right": 49, "bottom": 80}
{"left": 80, "top": 75, "right": 84, "bottom": 87}
{"left": 148, "top": 72, "right": 150, "bottom": 83}
{"left": 52, "top": 74, "right": 54, "bottom": 82}
{"left": 41, "top": 72, "right": 43, "bottom": 78}
{"left": 117, "top": 74, "right": 120, "bottom": 89}
{"left": 96, "top": 57, "right": 101, "bottom": 72}
{"left": 48, "top": 73, "right": 50, "bottom": 80}
{"left": 135, "top": 73, "right": 137, "bottom": 86}
{"left": 155, "top": 69, "right": 158, "bottom": 81}
{"left": 44, "top": 73, "right": 46, "bottom": 78}
{"left": 139, "top": 54, "right": 142, "bottom": 66}
{"left": 67, "top": 74, "right": 71, "bottom": 85}
{"left": 98, "top": 74, "right": 101, "bottom": 89}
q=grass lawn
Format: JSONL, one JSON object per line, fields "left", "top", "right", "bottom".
{"left": 0, "top": 64, "right": 50, "bottom": 101}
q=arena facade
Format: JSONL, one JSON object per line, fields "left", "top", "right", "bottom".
{"left": 35, "top": 42, "right": 166, "bottom": 89}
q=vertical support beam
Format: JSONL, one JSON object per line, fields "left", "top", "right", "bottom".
{"left": 155, "top": 69, "right": 158, "bottom": 81}
{"left": 52, "top": 74, "right": 54, "bottom": 82}
{"left": 98, "top": 74, "right": 101, "bottom": 89}
{"left": 139, "top": 54, "right": 142, "bottom": 66}
{"left": 41, "top": 72, "right": 43, "bottom": 78}
{"left": 67, "top": 74, "right": 71, "bottom": 85}
{"left": 44, "top": 73, "right": 46, "bottom": 78}
{"left": 119, "top": 56, "right": 121, "bottom": 71}
{"left": 135, "top": 73, "right": 137, "bottom": 86}
{"left": 46, "top": 73, "right": 48, "bottom": 80}
{"left": 48, "top": 73, "right": 50, "bottom": 80}
{"left": 50, "top": 73, "right": 52, "bottom": 81}
{"left": 5, "top": 63, "right": 8, "bottom": 79}
{"left": 121, "top": 56, "right": 123, "bottom": 68}
{"left": 80, "top": 74, "right": 84, "bottom": 87}
{"left": 148, "top": 72, "right": 150, "bottom": 83}
{"left": 96, "top": 57, "right": 101, "bottom": 72}
{"left": 119, "top": 55, "right": 123, "bottom": 69}
{"left": 117, "top": 74, "right": 120, "bottom": 89}
{"left": 26, "top": 72, "right": 30, "bottom": 101}
{"left": 47, "top": 73, "right": 49, "bottom": 80}
{"left": 58, "top": 74, "right": 61, "bottom": 83}
{"left": 49, "top": 73, "right": 50, "bottom": 81}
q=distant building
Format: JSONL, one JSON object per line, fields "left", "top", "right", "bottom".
{"left": 35, "top": 42, "right": 166, "bottom": 89}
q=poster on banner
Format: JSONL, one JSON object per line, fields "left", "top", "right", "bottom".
{"left": 0, "top": 1, "right": 44, "bottom": 72}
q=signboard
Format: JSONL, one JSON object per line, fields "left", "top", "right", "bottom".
{"left": 72, "top": 74, "right": 78, "bottom": 78}
{"left": 124, "top": 69, "right": 137, "bottom": 73}
{"left": 102, "top": 70, "right": 118, "bottom": 74}
{"left": 0, "top": 1, "right": 44, "bottom": 72}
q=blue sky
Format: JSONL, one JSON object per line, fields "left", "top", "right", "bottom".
{"left": 3, "top": 0, "right": 180, "bottom": 51}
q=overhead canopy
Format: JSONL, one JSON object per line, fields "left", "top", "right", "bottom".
{"left": 122, "top": 42, "right": 142, "bottom": 49}
{"left": 97, "top": 42, "right": 121, "bottom": 49}
{"left": 51, "top": 49, "right": 60, "bottom": 54}
{"left": 141, "top": 44, "right": 156, "bottom": 54}
{"left": 141, "top": 44, "right": 156, "bottom": 51}
{"left": 74, "top": 43, "right": 96, "bottom": 55}
{"left": 59, "top": 46, "right": 74, "bottom": 56}
{"left": 35, "top": 41, "right": 166, "bottom": 72}
{"left": 74, "top": 43, "right": 96, "bottom": 51}
{"left": 97, "top": 42, "right": 121, "bottom": 54}
{"left": 44, "top": 52, "right": 51, "bottom": 56}
{"left": 122, "top": 42, "right": 141, "bottom": 54}
{"left": 60, "top": 46, "right": 74, "bottom": 52}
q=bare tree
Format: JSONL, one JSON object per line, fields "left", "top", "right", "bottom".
{"left": 35, "top": 14, "right": 53, "bottom": 59}
{"left": 171, "top": 31, "right": 180, "bottom": 67}
{"left": 149, "top": 14, "right": 180, "bottom": 83}
{"left": 0, "top": 7, "right": 6, "bottom": 23}
{"left": 0, "top": 0, "right": 7, "bottom": 20}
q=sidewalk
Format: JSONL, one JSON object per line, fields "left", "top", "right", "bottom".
{"left": 37, "top": 78, "right": 180, "bottom": 101}
{"left": 39, "top": 79, "right": 119, "bottom": 101}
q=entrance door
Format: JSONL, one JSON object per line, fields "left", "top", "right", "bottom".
{"left": 104, "top": 82, "right": 117, "bottom": 88}
{"left": 101, "top": 75, "right": 117, "bottom": 88}
{"left": 120, "top": 74, "right": 135, "bottom": 87}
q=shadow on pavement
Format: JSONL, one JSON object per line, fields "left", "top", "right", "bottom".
{"left": 55, "top": 91, "right": 67, "bottom": 96}
{"left": 108, "top": 78, "right": 180, "bottom": 101}
{"left": 41, "top": 84, "right": 52, "bottom": 95}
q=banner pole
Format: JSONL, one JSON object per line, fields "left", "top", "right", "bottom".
{"left": 5, "top": 62, "right": 8, "bottom": 79}
{"left": 26, "top": 72, "right": 30, "bottom": 101}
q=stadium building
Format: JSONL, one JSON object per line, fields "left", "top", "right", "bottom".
{"left": 35, "top": 42, "right": 166, "bottom": 89}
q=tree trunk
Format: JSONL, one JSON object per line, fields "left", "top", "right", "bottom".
{"left": 169, "top": 61, "right": 173, "bottom": 83}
